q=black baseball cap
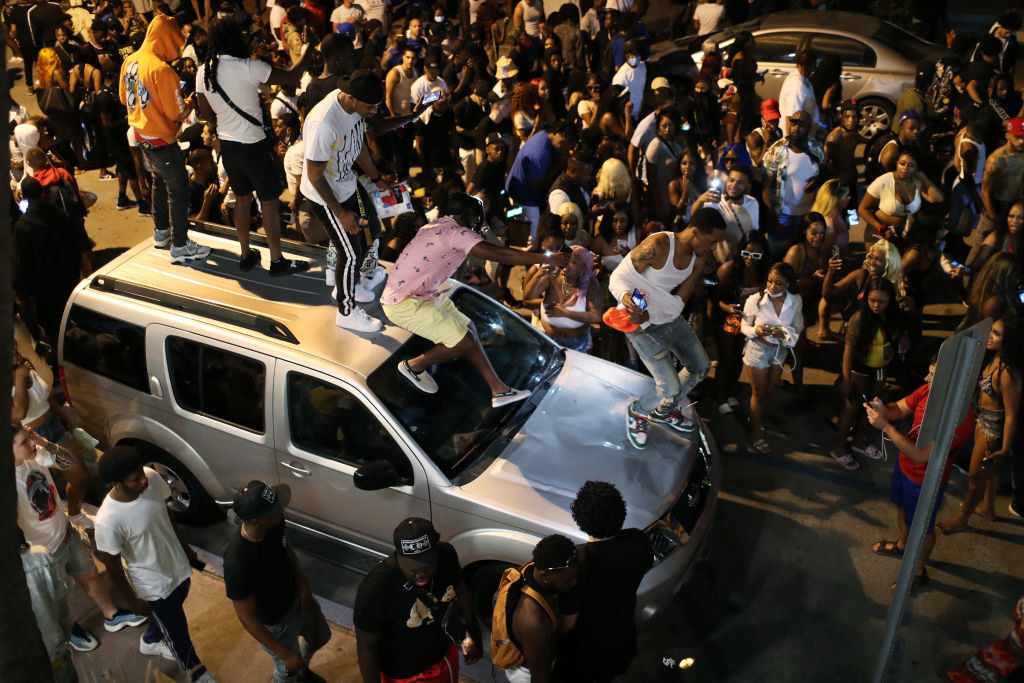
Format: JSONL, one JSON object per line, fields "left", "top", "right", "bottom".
{"left": 340, "top": 69, "right": 384, "bottom": 105}
{"left": 233, "top": 481, "right": 291, "bottom": 521}
{"left": 393, "top": 517, "right": 440, "bottom": 571}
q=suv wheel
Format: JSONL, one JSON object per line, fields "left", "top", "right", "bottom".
{"left": 127, "top": 443, "right": 221, "bottom": 525}
{"left": 858, "top": 98, "right": 895, "bottom": 142}
{"left": 469, "top": 561, "right": 515, "bottom": 625}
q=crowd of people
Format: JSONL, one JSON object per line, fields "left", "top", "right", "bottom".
{"left": 7, "top": 0, "right": 1024, "bottom": 680}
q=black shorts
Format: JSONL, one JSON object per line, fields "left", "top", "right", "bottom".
{"left": 219, "top": 137, "right": 282, "bottom": 201}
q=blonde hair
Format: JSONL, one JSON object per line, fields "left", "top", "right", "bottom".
{"left": 811, "top": 179, "right": 850, "bottom": 220}
{"left": 35, "top": 48, "right": 63, "bottom": 90}
{"left": 555, "top": 201, "right": 584, "bottom": 232}
{"left": 594, "top": 158, "right": 632, "bottom": 202}
{"left": 865, "top": 239, "right": 905, "bottom": 299}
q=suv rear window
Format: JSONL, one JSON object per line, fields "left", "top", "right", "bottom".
{"left": 166, "top": 337, "right": 266, "bottom": 433}
{"left": 63, "top": 306, "right": 149, "bottom": 393}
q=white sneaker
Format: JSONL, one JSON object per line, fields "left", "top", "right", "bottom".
{"left": 170, "top": 240, "right": 211, "bottom": 264}
{"left": 398, "top": 360, "right": 438, "bottom": 393}
{"left": 360, "top": 265, "right": 387, "bottom": 289}
{"left": 140, "top": 636, "right": 175, "bottom": 661}
{"left": 153, "top": 229, "right": 171, "bottom": 249}
{"left": 492, "top": 388, "right": 530, "bottom": 408}
{"left": 336, "top": 309, "right": 382, "bottom": 332}
{"left": 355, "top": 282, "right": 377, "bottom": 303}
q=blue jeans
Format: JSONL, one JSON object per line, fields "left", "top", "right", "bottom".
{"left": 560, "top": 329, "right": 593, "bottom": 353}
{"left": 626, "top": 316, "right": 709, "bottom": 414}
{"left": 140, "top": 141, "right": 190, "bottom": 248}
{"left": 262, "top": 597, "right": 331, "bottom": 682}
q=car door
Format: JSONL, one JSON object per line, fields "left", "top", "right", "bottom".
{"left": 149, "top": 326, "right": 278, "bottom": 494}
{"left": 808, "top": 33, "right": 878, "bottom": 101}
{"left": 273, "top": 362, "right": 430, "bottom": 555}
{"left": 749, "top": 31, "right": 810, "bottom": 101}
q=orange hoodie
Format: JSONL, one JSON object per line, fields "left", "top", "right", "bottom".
{"left": 119, "top": 15, "right": 188, "bottom": 143}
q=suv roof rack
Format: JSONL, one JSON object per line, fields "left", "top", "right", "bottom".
{"left": 90, "top": 275, "right": 300, "bottom": 345}
{"left": 189, "top": 219, "right": 327, "bottom": 259}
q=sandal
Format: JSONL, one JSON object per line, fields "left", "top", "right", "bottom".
{"left": 749, "top": 428, "right": 771, "bottom": 454}
{"left": 829, "top": 450, "right": 861, "bottom": 471}
{"left": 852, "top": 444, "right": 884, "bottom": 461}
{"left": 872, "top": 540, "right": 904, "bottom": 558}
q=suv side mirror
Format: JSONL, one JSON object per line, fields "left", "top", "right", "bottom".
{"left": 354, "top": 459, "right": 403, "bottom": 491}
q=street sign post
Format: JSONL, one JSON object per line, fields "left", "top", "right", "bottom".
{"left": 871, "top": 319, "right": 992, "bottom": 682}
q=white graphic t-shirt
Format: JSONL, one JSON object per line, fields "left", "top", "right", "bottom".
{"left": 15, "top": 449, "right": 68, "bottom": 554}
{"left": 300, "top": 89, "right": 365, "bottom": 205}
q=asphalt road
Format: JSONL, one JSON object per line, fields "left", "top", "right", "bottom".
{"left": 15, "top": 69, "right": 1024, "bottom": 682}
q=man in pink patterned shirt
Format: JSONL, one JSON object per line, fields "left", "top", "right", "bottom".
{"left": 381, "top": 193, "right": 567, "bottom": 407}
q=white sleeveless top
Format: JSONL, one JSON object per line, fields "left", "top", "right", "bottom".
{"left": 519, "top": 0, "right": 543, "bottom": 36}
{"left": 956, "top": 137, "right": 986, "bottom": 185}
{"left": 643, "top": 232, "right": 696, "bottom": 293}
{"left": 13, "top": 370, "right": 51, "bottom": 425}
{"left": 541, "top": 294, "right": 588, "bottom": 329}
{"left": 601, "top": 228, "right": 637, "bottom": 272}
{"left": 389, "top": 66, "right": 417, "bottom": 116}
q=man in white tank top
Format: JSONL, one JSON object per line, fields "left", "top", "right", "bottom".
{"left": 609, "top": 209, "right": 727, "bottom": 449}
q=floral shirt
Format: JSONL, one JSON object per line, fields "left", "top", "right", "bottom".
{"left": 382, "top": 217, "right": 483, "bottom": 305}
{"left": 761, "top": 137, "right": 825, "bottom": 215}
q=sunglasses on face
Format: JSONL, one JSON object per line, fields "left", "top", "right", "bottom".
{"left": 740, "top": 250, "right": 763, "bottom": 260}
{"left": 539, "top": 547, "right": 577, "bottom": 571}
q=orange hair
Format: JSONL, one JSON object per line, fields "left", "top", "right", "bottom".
{"left": 35, "top": 48, "right": 63, "bottom": 89}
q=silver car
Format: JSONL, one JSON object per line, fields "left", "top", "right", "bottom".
{"left": 653, "top": 10, "right": 948, "bottom": 139}
{"left": 58, "top": 224, "right": 719, "bottom": 620}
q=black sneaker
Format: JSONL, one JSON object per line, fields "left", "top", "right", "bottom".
{"left": 137, "top": 199, "right": 152, "bottom": 216}
{"left": 239, "top": 249, "right": 261, "bottom": 272}
{"left": 269, "top": 257, "right": 310, "bottom": 277}
{"left": 116, "top": 196, "right": 137, "bottom": 210}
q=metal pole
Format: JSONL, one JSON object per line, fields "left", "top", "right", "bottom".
{"left": 871, "top": 330, "right": 985, "bottom": 682}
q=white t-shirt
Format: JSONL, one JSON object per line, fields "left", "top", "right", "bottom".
{"left": 15, "top": 450, "right": 68, "bottom": 554}
{"left": 780, "top": 149, "right": 817, "bottom": 216}
{"left": 362, "top": 0, "right": 389, "bottom": 24}
{"left": 284, "top": 138, "right": 305, "bottom": 197}
{"left": 711, "top": 195, "right": 761, "bottom": 262}
{"left": 300, "top": 89, "right": 365, "bottom": 205}
{"left": 611, "top": 61, "right": 646, "bottom": 120}
{"left": 195, "top": 56, "right": 273, "bottom": 144}
{"left": 94, "top": 468, "right": 192, "bottom": 602}
{"left": 779, "top": 71, "right": 820, "bottom": 128}
{"left": 269, "top": 4, "right": 287, "bottom": 49}
{"left": 330, "top": 3, "right": 365, "bottom": 27}
{"left": 270, "top": 92, "right": 299, "bottom": 120}
{"left": 693, "top": 2, "right": 726, "bottom": 35}
{"left": 409, "top": 75, "right": 448, "bottom": 123}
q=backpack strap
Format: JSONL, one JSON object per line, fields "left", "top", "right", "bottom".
{"left": 518, "top": 584, "right": 557, "bottom": 627}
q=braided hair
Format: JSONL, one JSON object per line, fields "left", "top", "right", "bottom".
{"left": 203, "top": 18, "right": 251, "bottom": 95}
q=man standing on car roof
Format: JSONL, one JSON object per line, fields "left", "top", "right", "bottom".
{"left": 380, "top": 192, "right": 568, "bottom": 408}
{"left": 353, "top": 518, "right": 483, "bottom": 683}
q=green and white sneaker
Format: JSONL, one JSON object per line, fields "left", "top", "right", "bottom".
{"left": 626, "top": 405, "right": 649, "bottom": 449}
{"left": 649, "top": 407, "right": 695, "bottom": 433}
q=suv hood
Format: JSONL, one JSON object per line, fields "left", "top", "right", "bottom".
{"left": 459, "top": 352, "right": 695, "bottom": 534}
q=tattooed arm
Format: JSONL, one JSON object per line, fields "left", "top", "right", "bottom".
{"left": 629, "top": 232, "right": 668, "bottom": 275}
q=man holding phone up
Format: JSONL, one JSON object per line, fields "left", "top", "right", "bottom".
{"left": 691, "top": 164, "right": 760, "bottom": 264}
{"left": 609, "top": 208, "right": 727, "bottom": 449}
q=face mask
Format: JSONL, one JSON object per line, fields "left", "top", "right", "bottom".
{"left": 627, "top": 57, "right": 639, "bottom": 68}
{"left": 435, "top": 15, "right": 444, "bottom": 22}
{"left": 768, "top": 289, "right": 786, "bottom": 299}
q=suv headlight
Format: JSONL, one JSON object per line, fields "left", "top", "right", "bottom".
{"left": 644, "top": 426, "right": 713, "bottom": 565}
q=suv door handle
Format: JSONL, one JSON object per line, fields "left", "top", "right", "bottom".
{"left": 840, "top": 73, "right": 862, "bottom": 81}
{"left": 767, "top": 69, "right": 788, "bottom": 76}
{"left": 149, "top": 376, "right": 163, "bottom": 397}
{"left": 280, "top": 461, "right": 311, "bottom": 477}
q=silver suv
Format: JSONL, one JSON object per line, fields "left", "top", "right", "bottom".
{"left": 58, "top": 223, "right": 720, "bottom": 620}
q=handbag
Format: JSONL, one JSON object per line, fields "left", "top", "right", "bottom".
{"left": 405, "top": 580, "right": 467, "bottom": 645}
{"left": 37, "top": 87, "right": 74, "bottom": 115}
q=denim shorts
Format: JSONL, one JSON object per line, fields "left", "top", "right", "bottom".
{"left": 34, "top": 412, "right": 69, "bottom": 446}
{"left": 51, "top": 524, "right": 96, "bottom": 577}
{"left": 889, "top": 461, "right": 947, "bottom": 528}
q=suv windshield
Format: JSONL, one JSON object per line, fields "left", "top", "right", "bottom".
{"left": 367, "top": 288, "right": 564, "bottom": 482}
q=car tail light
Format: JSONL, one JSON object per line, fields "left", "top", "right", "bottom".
{"left": 58, "top": 364, "right": 72, "bottom": 408}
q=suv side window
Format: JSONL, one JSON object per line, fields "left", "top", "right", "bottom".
{"left": 63, "top": 306, "right": 149, "bottom": 393}
{"left": 749, "top": 33, "right": 807, "bottom": 64}
{"left": 809, "top": 34, "right": 876, "bottom": 67}
{"left": 166, "top": 337, "right": 266, "bottom": 433}
{"left": 287, "top": 372, "right": 412, "bottom": 483}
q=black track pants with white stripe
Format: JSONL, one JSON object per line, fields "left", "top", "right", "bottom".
{"left": 308, "top": 198, "right": 369, "bottom": 316}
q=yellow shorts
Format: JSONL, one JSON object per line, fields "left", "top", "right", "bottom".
{"left": 382, "top": 296, "right": 471, "bottom": 349}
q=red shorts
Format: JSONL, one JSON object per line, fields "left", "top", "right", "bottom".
{"left": 381, "top": 644, "right": 459, "bottom": 683}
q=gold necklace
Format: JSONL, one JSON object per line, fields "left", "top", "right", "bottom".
{"left": 557, "top": 272, "right": 574, "bottom": 297}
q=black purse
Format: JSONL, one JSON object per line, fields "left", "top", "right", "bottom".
{"left": 37, "top": 87, "right": 74, "bottom": 115}
{"left": 405, "top": 580, "right": 467, "bottom": 644}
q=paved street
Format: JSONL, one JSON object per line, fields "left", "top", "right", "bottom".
{"left": 12, "top": 52, "right": 1024, "bottom": 683}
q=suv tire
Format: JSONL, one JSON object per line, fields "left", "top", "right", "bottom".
{"left": 469, "top": 561, "right": 515, "bottom": 626}
{"left": 124, "top": 442, "right": 222, "bottom": 525}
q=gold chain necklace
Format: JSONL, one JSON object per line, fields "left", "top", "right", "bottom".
{"left": 557, "top": 272, "right": 574, "bottom": 297}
